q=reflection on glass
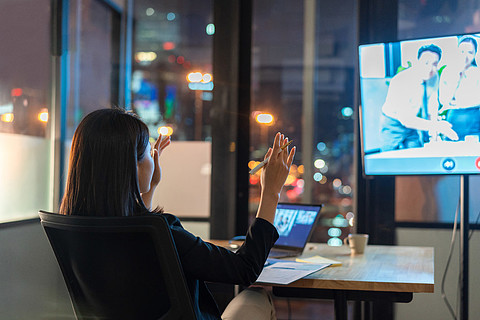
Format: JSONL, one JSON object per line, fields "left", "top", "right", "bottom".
{"left": 131, "top": 1, "right": 213, "bottom": 220}
{"left": 399, "top": 0, "right": 480, "bottom": 40}
{"left": 251, "top": 1, "right": 357, "bottom": 244}
{"left": 397, "top": 0, "right": 480, "bottom": 224}
{"left": 0, "top": 0, "right": 52, "bottom": 222}
{"left": 132, "top": 0, "right": 213, "bottom": 141}
{"left": 67, "top": 0, "right": 120, "bottom": 139}
{"left": 0, "top": 0, "right": 50, "bottom": 137}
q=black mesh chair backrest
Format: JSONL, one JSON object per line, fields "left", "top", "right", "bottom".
{"left": 39, "top": 211, "right": 196, "bottom": 320}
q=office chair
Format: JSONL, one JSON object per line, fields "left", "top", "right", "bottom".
{"left": 39, "top": 211, "right": 197, "bottom": 320}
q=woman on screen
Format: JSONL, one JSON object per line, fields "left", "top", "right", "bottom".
{"left": 439, "top": 35, "right": 480, "bottom": 141}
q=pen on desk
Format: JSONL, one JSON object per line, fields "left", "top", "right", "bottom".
{"left": 249, "top": 140, "right": 293, "bottom": 175}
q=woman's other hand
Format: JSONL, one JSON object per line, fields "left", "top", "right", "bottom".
{"left": 150, "top": 134, "right": 171, "bottom": 189}
{"left": 141, "top": 134, "right": 171, "bottom": 209}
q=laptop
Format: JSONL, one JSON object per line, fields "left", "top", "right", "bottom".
{"left": 268, "top": 203, "right": 323, "bottom": 259}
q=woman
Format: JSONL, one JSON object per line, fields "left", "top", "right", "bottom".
{"left": 59, "top": 108, "right": 296, "bottom": 319}
{"left": 439, "top": 36, "right": 480, "bottom": 141}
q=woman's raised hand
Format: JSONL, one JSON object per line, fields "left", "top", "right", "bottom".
{"left": 260, "top": 132, "right": 296, "bottom": 198}
{"left": 255, "top": 132, "right": 295, "bottom": 224}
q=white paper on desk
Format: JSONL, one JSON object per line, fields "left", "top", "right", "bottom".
{"left": 256, "top": 261, "right": 330, "bottom": 285}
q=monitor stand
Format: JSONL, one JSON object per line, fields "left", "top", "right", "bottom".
{"left": 460, "top": 175, "right": 469, "bottom": 320}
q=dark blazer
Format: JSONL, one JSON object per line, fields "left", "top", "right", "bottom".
{"left": 162, "top": 214, "right": 279, "bottom": 319}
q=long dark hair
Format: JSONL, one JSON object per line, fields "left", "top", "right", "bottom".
{"left": 459, "top": 35, "right": 478, "bottom": 67}
{"left": 60, "top": 108, "right": 152, "bottom": 217}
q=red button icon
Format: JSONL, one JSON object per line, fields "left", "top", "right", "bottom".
{"left": 476, "top": 157, "right": 480, "bottom": 170}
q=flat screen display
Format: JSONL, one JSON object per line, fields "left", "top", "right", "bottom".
{"left": 359, "top": 33, "right": 480, "bottom": 175}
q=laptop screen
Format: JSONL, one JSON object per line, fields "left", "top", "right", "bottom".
{"left": 273, "top": 203, "right": 323, "bottom": 249}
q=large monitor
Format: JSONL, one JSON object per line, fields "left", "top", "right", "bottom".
{"left": 359, "top": 33, "right": 480, "bottom": 175}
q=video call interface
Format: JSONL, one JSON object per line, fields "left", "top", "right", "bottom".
{"left": 359, "top": 33, "right": 480, "bottom": 175}
{"left": 273, "top": 205, "right": 320, "bottom": 248}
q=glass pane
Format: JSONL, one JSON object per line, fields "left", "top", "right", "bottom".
{"left": 132, "top": 0, "right": 213, "bottom": 218}
{"left": 62, "top": 0, "right": 120, "bottom": 197}
{"left": 250, "top": 1, "right": 357, "bottom": 244}
{"left": 312, "top": 2, "right": 356, "bottom": 243}
{"left": 250, "top": 0, "right": 305, "bottom": 214}
{"left": 395, "top": 174, "right": 480, "bottom": 224}
{"left": 399, "top": 0, "right": 480, "bottom": 40}
{"left": 396, "top": 0, "right": 480, "bottom": 224}
{"left": 0, "top": 0, "right": 52, "bottom": 221}
{"left": 132, "top": 0, "right": 213, "bottom": 141}
{"left": 67, "top": 0, "right": 120, "bottom": 139}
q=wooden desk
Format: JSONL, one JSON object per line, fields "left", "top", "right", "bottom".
{"left": 211, "top": 241, "right": 434, "bottom": 320}
{"left": 270, "top": 243, "right": 434, "bottom": 320}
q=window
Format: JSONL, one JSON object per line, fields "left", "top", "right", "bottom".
{"left": 396, "top": 0, "right": 480, "bottom": 224}
{"left": 132, "top": 0, "right": 213, "bottom": 221}
{"left": 399, "top": 0, "right": 480, "bottom": 40}
{"left": 67, "top": 0, "right": 121, "bottom": 139}
{"left": 0, "top": 0, "right": 123, "bottom": 222}
{"left": 250, "top": 0, "right": 357, "bottom": 244}
{"left": 0, "top": 0, "right": 52, "bottom": 222}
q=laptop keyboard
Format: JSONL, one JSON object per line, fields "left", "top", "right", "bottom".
{"left": 268, "top": 250, "right": 299, "bottom": 259}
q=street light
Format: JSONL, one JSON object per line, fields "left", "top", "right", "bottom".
{"left": 1, "top": 113, "right": 14, "bottom": 123}
{"left": 38, "top": 108, "right": 48, "bottom": 123}
{"left": 253, "top": 111, "right": 275, "bottom": 148}
{"left": 187, "top": 72, "right": 203, "bottom": 83}
{"left": 255, "top": 112, "right": 274, "bottom": 126}
{"left": 187, "top": 72, "right": 214, "bottom": 91}
{"left": 157, "top": 125, "right": 174, "bottom": 136}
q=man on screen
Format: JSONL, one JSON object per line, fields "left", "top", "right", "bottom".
{"left": 380, "top": 44, "right": 459, "bottom": 152}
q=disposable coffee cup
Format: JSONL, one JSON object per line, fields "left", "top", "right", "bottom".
{"left": 344, "top": 234, "right": 369, "bottom": 254}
